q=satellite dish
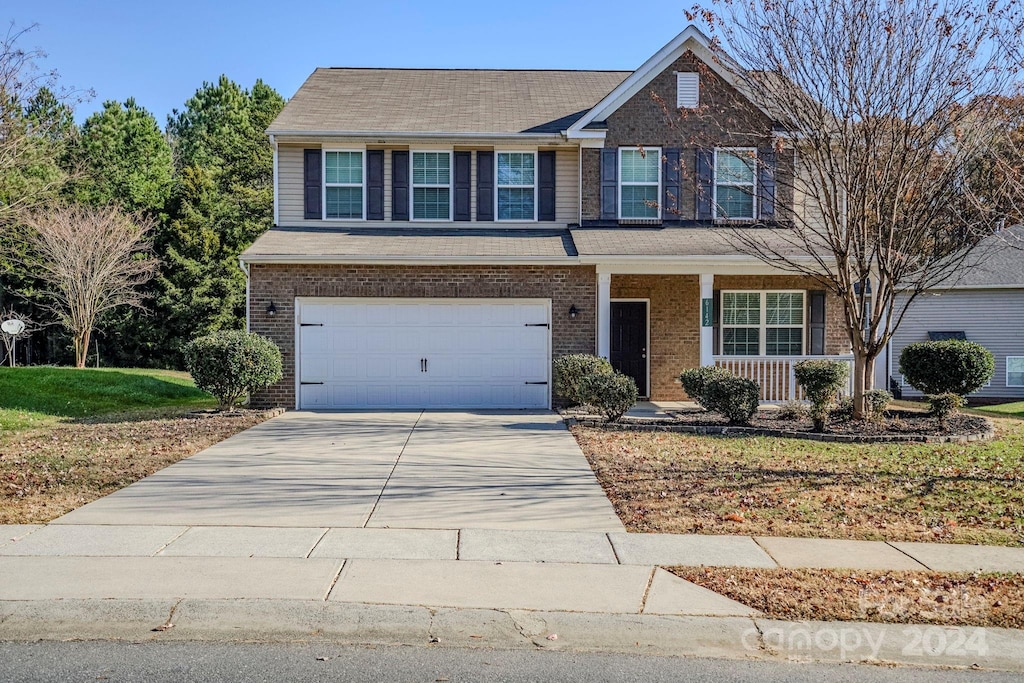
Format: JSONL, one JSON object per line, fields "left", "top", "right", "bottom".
{"left": 1, "top": 319, "right": 25, "bottom": 335}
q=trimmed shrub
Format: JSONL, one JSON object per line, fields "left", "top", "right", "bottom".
{"left": 679, "top": 365, "right": 733, "bottom": 411}
{"left": 554, "top": 354, "right": 614, "bottom": 407}
{"left": 928, "top": 392, "right": 965, "bottom": 425}
{"left": 865, "top": 389, "right": 893, "bottom": 420}
{"left": 777, "top": 400, "right": 809, "bottom": 421}
{"left": 701, "top": 374, "right": 760, "bottom": 425}
{"left": 830, "top": 397, "right": 854, "bottom": 421}
{"left": 184, "top": 330, "right": 283, "bottom": 410}
{"left": 794, "top": 359, "right": 850, "bottom": 431}
{"left": 899, "top": 340, "right": 995, "bottom": 397}
{"left": 579, "top": 371, "right": 638, "bottom": 422}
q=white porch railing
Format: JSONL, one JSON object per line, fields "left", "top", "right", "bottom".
{"left": 713, "top": 355, "right": 855, "bottom": 403}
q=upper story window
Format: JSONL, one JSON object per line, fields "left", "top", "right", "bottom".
{"left": 412, "top": 151, "right": 451, "bottom": 220}
{"left": 714, "top": 148, "right": 756, "bottom": 220}
{"left": 497, "top": 152, "right": 536, "bottom": 220}
{"left": 324, "top": 151, "right": 364, "bottom": 219}
{"left": 619, "top": 147, "right": 661, "bottom": 219}
{"left": 677, "top": 72, "right": 699, "bottom": 108}
{"left": 721, "top": 291, "right": 804, "bottom": 356}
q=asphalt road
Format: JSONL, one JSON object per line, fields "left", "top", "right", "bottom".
{"left": 0, "top": 642, "right": 1018, "bottom": 683}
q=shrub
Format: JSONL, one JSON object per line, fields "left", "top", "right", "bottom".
{"left": 184, "top": 330, "right": 283, "bottom": 410}
{"left": 794, "top": 359, "right": 850, "bottom": 431}
{"left": 928, "top": 392, "right": 965, "bottom": 426}
{"left": 899, "top": 340, "right": 994, "bottom": 397}
{"left": 864, "top": 389, "right": 893, "bottom": 419}
{"left": 777, "top": 400, "right": 808, "bottom": 421}
{"left": 701, "top": 374, "right": 760, "bottom": 425}
{"left": 679, "top": 365, "right": 733, "bottom": 411}
{"left": 830, "top": 397, "right": 854, "bottom": 421}
{"left": 579, "top": 371, "right": 638, "bottom": 422}
{"left": 554, "top": 354, "right": 614, "bottom": 407}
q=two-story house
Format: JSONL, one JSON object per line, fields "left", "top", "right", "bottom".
{"left": 241, "top": 26, "right": 850, "bottom": 410}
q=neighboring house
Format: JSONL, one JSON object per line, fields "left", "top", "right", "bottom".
{"left": 885, "top": 226, "right": 1024, "bottom": 401}
{"left": 240, "top": 26, "right": 851, "bottom": 410}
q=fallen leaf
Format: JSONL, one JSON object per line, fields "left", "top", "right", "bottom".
{"left": 546, "top": 633, "right": 558, "bottom": 640}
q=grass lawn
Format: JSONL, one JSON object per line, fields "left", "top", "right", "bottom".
{"left": 572, "top": 413, "right": 1024, "bottom": 546}
{"left": 974, "top": 401, "right": 1024, "bottom": 420}
{"left": 0, "top": 366, "right": 272, "bottom": 523}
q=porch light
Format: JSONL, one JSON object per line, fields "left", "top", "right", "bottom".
{"left": 568, "top": 305, "right": 579, "bottom": 319}
{"left": 266, "top": 301, "right": 277, "bottom": 317}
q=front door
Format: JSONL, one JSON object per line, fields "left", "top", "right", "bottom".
{"left": 610, "top": 301, "right": 648, "bottom": 397}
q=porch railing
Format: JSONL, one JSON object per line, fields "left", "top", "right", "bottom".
{"left": 712, "top": 355, "right": 855, "bottom": 403}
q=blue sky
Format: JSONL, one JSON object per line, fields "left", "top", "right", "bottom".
{"left": 15, "top": 1, "right": 698, "bottom": 124}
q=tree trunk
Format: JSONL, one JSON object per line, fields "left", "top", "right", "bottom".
{"left": 851, "top": 352, "right": 876, "bottom": 419}
{"left": 74, "top": 328, "right": 91, "bottom": 369}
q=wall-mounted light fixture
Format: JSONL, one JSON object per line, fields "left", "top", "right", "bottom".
{"left": 568, "top": 304, "right": 579, "bottom": 319}
{"left": 266, "top": 301, "right": 277, "bottom": 317}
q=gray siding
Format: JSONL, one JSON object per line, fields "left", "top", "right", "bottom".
{"left": 890, "top": 289, "right": 1024, "bottom": 400}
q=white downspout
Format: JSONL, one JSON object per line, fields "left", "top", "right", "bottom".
{"left": 240, "top": 258, "right": 250, "bottom": 333}
{"left": 271, "top": 134, "right": 279, "bottom": 226}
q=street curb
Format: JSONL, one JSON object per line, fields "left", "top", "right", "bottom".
{"left": 1, "top": 599, "right": 1022, "bottom": 672}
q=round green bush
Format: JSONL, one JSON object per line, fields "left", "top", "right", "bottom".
{"left": 679, "top": 366, "right": 732, "bottom": 411}
{"left": 794, "top": 359, "right": 849, "bottom": 431}
{"left": 701, "top": 374, "right": 760, "bottom": 425}
{"left": 928, "top": 392, "right": 965, "bottom": 424}
{"left": 554, "top": 354, "right": 614, "bottom": 406}
{"left": 899, "top": 340, "right": 994, "bottom": 396}
{"left": 579, "top": 371, "right": 638, "bottom": 422}
{"left": 184, "top": 330, "right": 283, "bottom": 410}
{"left": 864, "top": 389, "right": 893, "bottom": 418}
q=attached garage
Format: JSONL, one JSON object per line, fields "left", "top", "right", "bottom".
{"left": 296, "top": 298, "right": 552, "bottom": 409}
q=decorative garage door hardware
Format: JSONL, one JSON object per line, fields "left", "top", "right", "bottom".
{"left": 524, "top": 323, "right": 550, "bottom": 328}
{"left": 524, "top": 381, "right": 548, "bottom": 385}
{"left": 301, "top": 381, "right": 324, "bottom": 385}
{"left": 420, "top": 358, "right": 428, "bottom": 372}
{"left": 300, "top": 323, "right": 323, "bottom": 327}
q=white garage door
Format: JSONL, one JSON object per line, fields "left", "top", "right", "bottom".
{"left": 297, "top": 298, "right": 551, "bottom": 409}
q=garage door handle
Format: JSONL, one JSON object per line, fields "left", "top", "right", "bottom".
{"left": 524, "top": 381, "right": 548, "bottom": 385}
{"left": 301, "top": 381, "right": 324, "bottom": 385}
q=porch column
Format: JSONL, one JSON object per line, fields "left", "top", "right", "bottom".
{"left": 597, "top": 272, "right": 612, "bottom": 359}
{"left": 699, "top": 273, "right": 714, "bottom": 366}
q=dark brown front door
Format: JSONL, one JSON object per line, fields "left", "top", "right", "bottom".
{"left": 610, "top": 302, "right": 648, "bottom": 397}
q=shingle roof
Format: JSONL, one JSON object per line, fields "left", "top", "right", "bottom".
{"left": 268, "top": 69, "right": 630, "bottom": 135}
{"left": 569, "top": 226, "right": 823, "bottom": 258}
{"left": 941, "top": 226, "right": 1024, "bottom": 288}
{"left": 241, "top": 227, "right": 577, "bottom": 260}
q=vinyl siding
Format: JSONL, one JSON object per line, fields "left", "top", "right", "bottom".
{"left": 277, "top": 142, "right": 578, "bottom": 227}
{"left": 890, "top": 290, "right": 1024, "bottom": 400}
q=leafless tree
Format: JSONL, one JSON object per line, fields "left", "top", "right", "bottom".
{"left": 689, "top": 0, "right": 1024, "bottom": 417}
{"left": 18, "top": 204, "right": 158, "bottom": 368}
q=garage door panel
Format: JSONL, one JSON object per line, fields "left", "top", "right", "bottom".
{"left": 298, "top": 299, "right": 550, "bottom": 409}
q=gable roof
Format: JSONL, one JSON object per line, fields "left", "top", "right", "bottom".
{"left": 268, "top": 69, "right": 630, "bottom": 136}
{"left": 939, "top": 226, "right": 1024, "bottom": 289}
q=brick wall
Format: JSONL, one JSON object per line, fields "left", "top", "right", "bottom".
{"left": 582, "top": 50, "right": 791, "bottom": 222}
{"left": 610, "top": 274, "right": 700, "bottom": 401}
{"left": 248, "top": 264, "right": 597, "bottom": 408}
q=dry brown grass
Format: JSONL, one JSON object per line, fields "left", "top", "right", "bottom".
{"left": 1, "top": 408, "right": 273, "bottom": 523}
{"left": 671, "top": 566, "right": 1024, "bottom": 628}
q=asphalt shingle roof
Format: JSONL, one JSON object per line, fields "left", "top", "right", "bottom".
{"left": 268, "top": 69, "right": 630, "bottom": 135}
{"left": 568, "top": 227, "right": 823, "bottom": 258}
{"left": 242, "top": 227, "right": 577, "bottom": 260}
{"left": 942, "top": 226, "right": 1024, "bottom": 288}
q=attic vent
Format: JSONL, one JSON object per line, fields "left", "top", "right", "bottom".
{"left": 677, "top": 72, "right": 699, "bottom": 108}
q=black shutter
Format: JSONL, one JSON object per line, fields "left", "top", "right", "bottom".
{"left": 454, "top": 151, "right": 471, "bottom": 221}
{"left": 537, "top": 150, "right": 556, "bottom": 221}
{"left": 391, "top": 150, "right": 409, "bottom": 220}
{"left": 808, "top": 290, "right": 826, "bottom": 355}
{"left": 663, "top": 148, "right": 681, "bottom": 220}
{"left": 366, "top": 150, "right": 384, "bottom": 220}
{"left": 477, "top": 150, "right": 494, "bottom": 221}
{"left": 600, "top": 148, "right": 618, "bottom": 220}
{"left": 712, "top": 289, "right": 721, "bottom": 355}
{"left": 758, "top": 150, "right": 777, "bottom": 220}
{"left": 695, "top": 147, "right": 713, "bottom": 221}
{"left": 303, "top": 148, "right": 322, "bottom": 219}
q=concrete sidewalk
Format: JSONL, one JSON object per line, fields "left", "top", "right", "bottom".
{"left": 4, "top": 525, "right": 1024, "bottom": 574}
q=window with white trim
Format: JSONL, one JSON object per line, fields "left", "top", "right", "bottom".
{"left": 497, "top": 152, "right": 536, "bottom": 220}
{"left": 412, "top": 151, "right": 451, "bottom": 220}
{"left": 619, "top": 147, "right": 661, "bottom": 219}
{"left": 1008, "top": 356, "right": 1024, "bottom": 387}
{"left": 721, "top": 291, "right": 805, "bottom": 356}
{"left": 677, "top": 72, "right": 699, "bottom": 108}
{"left": 714, "top": 148, "right": 756, "bottom": 219}
{"left": 324, "top": 151, "right": 364, "bottom": 219}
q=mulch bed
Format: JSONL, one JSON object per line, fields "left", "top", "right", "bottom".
{"left": 670, "top": 566, "right": 1024, "bottom": 629}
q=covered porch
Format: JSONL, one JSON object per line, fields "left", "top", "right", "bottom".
{"left": 592, "top": 265, "right": 853, "bottom": 403}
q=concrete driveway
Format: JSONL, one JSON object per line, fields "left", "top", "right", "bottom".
{"left": 54, "top": 411, "right": 623, "bottom": 532}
